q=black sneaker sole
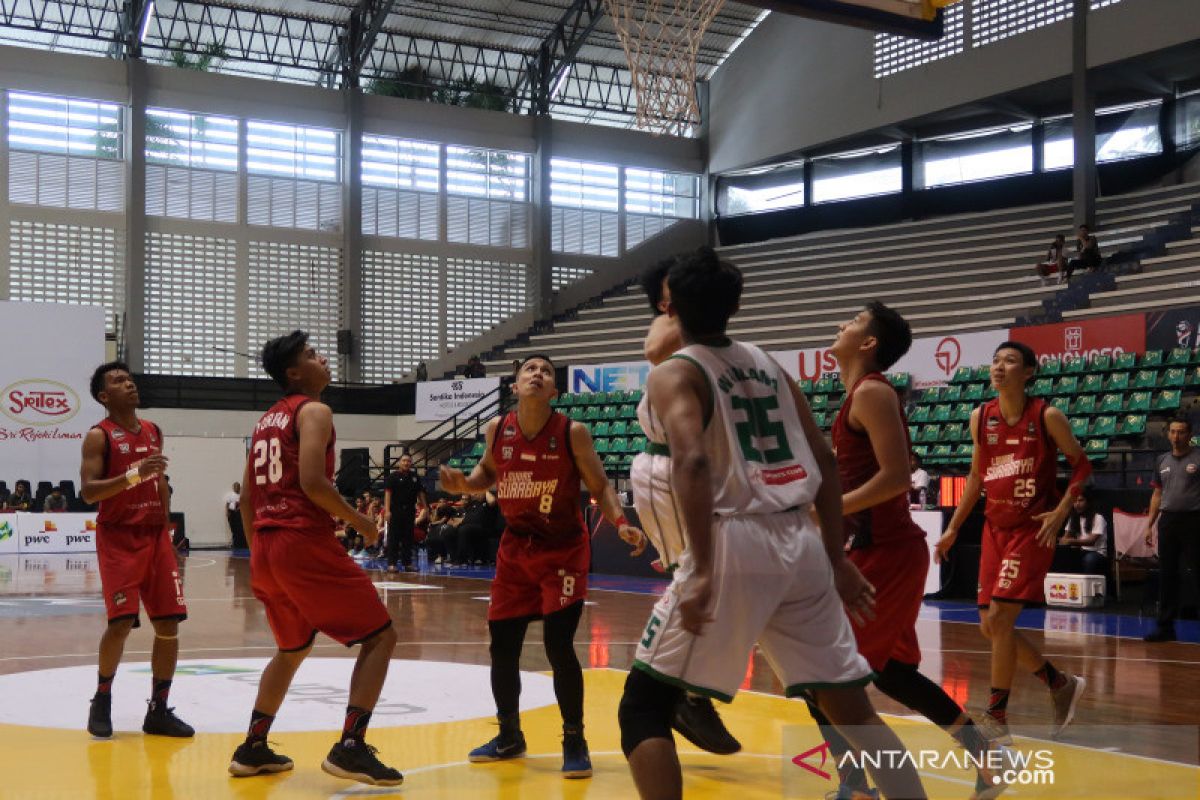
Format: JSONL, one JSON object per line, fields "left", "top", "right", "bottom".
{"left": 321, "top": 758, "right": 404, "bottom": 786}
{"left": 87, "top": 725, "right": 113, "bottom": 739}
{"left": 229, "top": 759, "right": 294, "bottom": 777}
{"left": 142, "top": 726, "right": 195, "bottom": 738}
{"left": 467, "top": 748, "right": 526, "bottom": 763}
{"left": 672, "top": 717, "right": 742, "bottom": 755}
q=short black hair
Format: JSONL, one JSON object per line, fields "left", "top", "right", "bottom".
{"left": 994, "top": 341, "right": 1038, "bottom": 370}
{"left": 518, "top": 354, "right": 555, "bottom": 371}
{"left": 90, "top": 360, "right": 131, "bottom": 402}
{"left": 639, "top": 257, "right": 676, "bottom": 314}
{"left": 667, "top": 246, "right": 743, "bottom": 337}
{"left": 864, "top": 301, "right": 912, "bottom": 372}
{"left": 1168, "top": 416, "right": 1193, "bottom": 433}
{"left": 261, "top": 330, "right": 309, "bottom": 389}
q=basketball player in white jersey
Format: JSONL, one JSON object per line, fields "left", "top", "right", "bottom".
{"left": 617, "top": 246, "right": 926, "bottom": 800}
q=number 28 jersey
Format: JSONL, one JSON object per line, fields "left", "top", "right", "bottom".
{"left": 643, "top": 341, "right": 822, "bottom": 517}
{"left": 250, "top": 394, "right": 336, "bottom": 536}
{"left": 976, "top": 397, "right": 1059, "bottom": 530}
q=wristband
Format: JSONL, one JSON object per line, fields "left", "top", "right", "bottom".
{"left": 615, "top": 515, "right": 629, "bottom": 528}
{"left": 125, "top": 466, "right": 142, "bottom": 486}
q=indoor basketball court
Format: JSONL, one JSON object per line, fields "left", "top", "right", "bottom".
{"left": 1, "top": 0, "right": 1199, "bottom": 797}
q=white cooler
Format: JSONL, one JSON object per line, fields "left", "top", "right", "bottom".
{"left": 1044, "top": 573, "right": 1106, "bottom": 608}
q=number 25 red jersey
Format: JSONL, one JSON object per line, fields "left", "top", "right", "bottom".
{"left": 250, "top": 394, "right": 336, "bottom": 536}
{"left": 975, "top": 397, "right": 1059, "bottom": 529}
{"left": 491, "top": 410, "right": 584, "bottom": 546}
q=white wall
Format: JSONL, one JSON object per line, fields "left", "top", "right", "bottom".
{"left": 708, "top": 0, "right": 1200, "bottom": 173}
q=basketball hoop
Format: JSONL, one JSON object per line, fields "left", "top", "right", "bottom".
{"left": 603, "top": 0, "right": 727, "bottom": 136}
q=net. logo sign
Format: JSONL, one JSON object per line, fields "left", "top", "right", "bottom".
{"left": 1, "top": 379, "right": 80, "bottom": 426}
{"left": 934, "top": 337, "right": 962, "bottom": 377}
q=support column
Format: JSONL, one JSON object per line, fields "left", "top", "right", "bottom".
{"left": 803, "top": 160, "right": 814, "bottom": 207}
{"left": 530, "top": 114, "right": 554, "bottom": 319}
{"left": 697, "top": 81, "right": 715, "bottom": 245}
{"left": 1031, "top": 120, "right": 1046, "bottom": 175}
{"left": 234, "top": 118, "right": 250, "bottom": 377}
{"left": 901, "top": 138, "right": 917, "bottom": 194}
{"left": 124, "top": 59, "right": 148, "bottom": 371}
{"left": 1071, "top": 0, "right": 1096, "bottom": 227}
{"left": 1160, "top": 96, "right": 1178, "bottom": 160}
{"left": 341, "top": 88, "right": 363, "bottom": 383}
{"left": 0, "top": 89, "right": 10, "bottom": 301}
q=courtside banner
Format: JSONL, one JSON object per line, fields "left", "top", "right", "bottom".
{"left": 0, "top": 302, "right": 105, "bottom": 487}
{"left": 15, "top": 512, "right": 98, "bottom": 554}
{"left": 415, "top": 378, "right": 501, "bottom": 422}
{"left": 568, "top": 361, "right": 652, "bottom": 394}
{"left": 769, "top": 347, "right": 840, "bottom": 382}
{"left": 891, "top": 329, "right": 1009, "bottom": 389}
{"left": 1010, "top": 313, "right": 1145, "bottom": 366}
{"left": 1144, "top": 305, "right": 1200, "bottom": 353}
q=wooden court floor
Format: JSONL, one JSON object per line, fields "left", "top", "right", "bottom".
{"left": 0, "top": 551, "right": 1197, "bottom": 799}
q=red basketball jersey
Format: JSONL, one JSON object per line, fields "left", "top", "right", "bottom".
{"left": 250, "top": 394, "right": 336, "bottom": 536}
{"left": 832, "top": 373, "right": 925, "bottom": 547}
{"left": 975, "top": 396, "right": 1059, "bottom": 529}
{"left": 94, "top": 417, "right": 166, "bottom": 527}
{"left": 491, "top": 410, "right": 585, "bottom": 546}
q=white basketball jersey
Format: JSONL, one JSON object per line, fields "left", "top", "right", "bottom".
{"left": 636, "top": 340, "right": 822, "bottom": 519}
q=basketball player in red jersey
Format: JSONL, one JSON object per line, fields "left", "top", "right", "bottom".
{"left": 227, "top": 331, "right": 403, "bottom": 787}
{"left": 81, "top": 361, "right": 192, "bottom": 739}
{"left": 808, "top": 304, "right": 1009, "bottom": 800}
{"left": 937, "top": 341, "right": 1090, "bottom": 742}
{"left": 440, "top": 353, "right": 644, "bottom": 779}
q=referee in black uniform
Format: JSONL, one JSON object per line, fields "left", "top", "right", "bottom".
{"left": 1144, "top": 417, "right": 1200, "bottom": 642}
{"left": 384, "top": 453, "right": 426, "bottom": 572}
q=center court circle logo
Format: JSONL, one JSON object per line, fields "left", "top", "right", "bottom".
{"left": 1, "top": 379, "right": 81, "bottom": 426}
{"left": 0, "top": 658, "right": 557, "bottom": 733}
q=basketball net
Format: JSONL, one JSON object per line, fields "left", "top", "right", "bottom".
{"left": 603, "top": 0, "right": 727, "bottom": 136}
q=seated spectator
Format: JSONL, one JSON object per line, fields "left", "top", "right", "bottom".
{"left": 6, "top": 480, "right": 32, "bottom": 511}
{"left": 909, "top": 453, "right": 930, "bottom": 507}
{"left": 463, "top": 355, "right": 486, "bottom": 379}
{"left": 425, "top": 497, "right": 463, "bottom": 565}
{"left": 455, "top": 490, "right": 498, "bottom": 566}
{"left": 43, "top": 486, "right": 68, "bottom": 512}
{"left": 1065, "top": 224, "right": 1102, "bottom": 282}
{"left": 1059, "top": 492, "right": 1108, "bottom": 576}
{"left": 1036, "top": 234, "right": 1067, "bottom": 285}
{"left": 415, "top": 362, "right": 429, "bottom": 382}
{"left": 0, "top": 484, "right": 9, "bottom": 508}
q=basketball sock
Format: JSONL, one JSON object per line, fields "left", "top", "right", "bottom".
{"left": 804, "top": 698, "right": 867, "bottom": 791}
{"left": 987, "top": 688, "right": 1010, "bottom": 724}
{"left": 150, "top": 678, "right": 172, "bottom": 710}
{"left": 1034, "top": 661, "right": 1067, "bottom": 691}
{"left": 96, "top": 673, "right": 114, "bottom": 696}
{"left": 341, "top": 706, "right": 372, "bottom": 747}
{"left": 246, "top": 709, "right": 274, "bottom": 744}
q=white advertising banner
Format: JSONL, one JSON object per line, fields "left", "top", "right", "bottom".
{"left": 891, "top": 329, "right": 1010, "bottom": 390}
{"left": 415, "top": 377, "right": 501, "bottom": 422}
{"left": 9, "top": 512, "right": 99, "bottom": 553}
{"left": 0, "top": 516, "right": 16, "bottom": 555}
{"left": 567, "top": 361, "right": 652, "bottom": 394}
{"left": 768, "top": 346, "right": 840, "bottom": 382}
{"left": 0, "top": 302, "right": 106, "bottom": 487}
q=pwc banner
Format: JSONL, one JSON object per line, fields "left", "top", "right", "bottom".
{"left": 0, "top": 512, "right": 98, "bottom": 554}
{"left": 1009, "top": 313, "right": 1145, "bottom": 366}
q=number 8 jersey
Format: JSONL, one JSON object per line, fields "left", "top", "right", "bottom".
{"left": 645, "top": 341, "right": 822, "bottom": 517}
{"left": 250, "top": 394, "right": 336, "bottom": 536}
{"left": 975, "top": 396, "right": 1059, "bottom": 529}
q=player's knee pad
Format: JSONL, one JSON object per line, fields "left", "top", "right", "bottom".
{"left": 618, "top": 668, "right": 681, "bottom": 757}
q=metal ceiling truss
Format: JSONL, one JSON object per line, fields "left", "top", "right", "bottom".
{"left": 520, "top": 0, "right": 607, "bottom": 115}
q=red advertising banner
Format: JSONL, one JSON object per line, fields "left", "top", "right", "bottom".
{"left": 1009, "top": 313, "right": 1146, "bottom": 365}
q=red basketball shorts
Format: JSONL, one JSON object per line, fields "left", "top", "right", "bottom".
{"left": 848, "top": 537, "right": 928, "bottom": 671}
{"left": 977, "top": 521, "right": 1055, "bottom": 607}
{"left": 97, "top": 523, "right": 187, "bottom": 624}
{"left": 251, "top": 528, "right": 392, "bottom": 651}
{"left": 488, "top": 530, "right": 590, "bottom": 621}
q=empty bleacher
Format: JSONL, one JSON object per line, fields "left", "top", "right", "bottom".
{"left": 1063, "top": 228, "right": 1200, "bottom": 320}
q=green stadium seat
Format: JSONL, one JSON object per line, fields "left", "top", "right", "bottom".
{"left": 953, "top": 443, "right": 974, "bottom": 464}
{"left": 1192, "top": 435, "right": 1200, "bottom": 448}
{"left": 1062, "top": 358, "right": 1086, "bottom": 376}
{"left": 912, "top": 445, "right": 929, "bottom": 459}
{"left": 919, "top": 424, "right": 940, "bottom": 443}
{"left": 973, "top": 366, "right": 991, "bottom": 382}
{"left": 603, "top": 405, "right": 620, "bottom": 421}
{"left": 1051, "top": 396, "right": 1071, "bottom": 415}
{"left": 921, "top": 386, "right": 942, "bottom": 404}
{"left": 1029, "top": 377, "right": 1053, "bottom": 397}
{"left": 1132, "top": 370, "right": 1158, "bottom": 389}
{"left": 622, "top": 453, "right": 635, "bottom": 469}
{"left": 908, "top": 425, "right": 918, "bottom": 442}
{"left": 592, "top": 391, "right": 610, "bottom": 406}
{"left": 816, "top": 376, "right": 836, "bottom": 394}
{"left": 1098, "top": 393, "right": 1124, "bottom": 414}
{"left": 630, "top": 421, "right": 644, "bottom": 436}
{"left": 810, "top": 394, "right": 829, "bottom": 410}
{"left": 931, "top": 404, "right": 951, "bottom": 423}
{"left": 609, "top": 390, "right": 629, "bottom": 404}
{"left": 950, "top": 367, "right": 973, "bottom": 384}
{"left": 1091, "top": 415, "right": 1117, "bottom": 436}
{"left": 1160, "top": 368, "right": 1186, "bottom": 388}
{"left": 942, "top": 422, "right": 965, "bottom": 442}
{"left": 931, "top": 444, "right": 953, "bottom": 463}
{"left": 1189, "top": 366, "right": 1200, "bottom": 386}
{"left": 594, "top": 438, "right": 610, "bottom": 454}
{"left": 592, "top": 421, "right": 610, "bottom": 438}
{"left": 603, "top": 453, "right": 621, "bottom": 468}
{"left": 908, "top": 405, "right": 930, "bottom": 423}
{"left": 1117, "top": 414, "right": 1147, "bottom": 436}
{"left": 568, "top": 407, "right": 585, "bottom": 421}
{"left": 951, "top": 402, "right": 973, "bottom": 421}
{"left": 815, "top": 412, "right": 829, "bottom": 429}
{"left": 610, "top": 420, "right": 628, "bottom": 437}
{"left": 549, "top": 395, "right": 563, "bottom": 408}
{"left": 798, "top": 379, "right": 814, "bottom": 394}
{"left": 1039, "top": 359, "right": 1062, "bottom": 377}
{"left": 1104, "top": 372, "right": 1130, "bottom": 392}
{"left": 630, "top": 435, "right": 647, "bottom": 452}
{"left": 584, "top": 406, "right": 601, "bottom": 422}
{"left": 984, "top": 384, "right": 999, "bottom": 400}
{"left": 1081, "top": 374, "right": 1104, "bottom": 394}
{"left": 620, "top": 404, "right": 638, "bottom": 419}
{"left": 1153, "top": 389, "right": 1182, "bottom": 411}
{"left": 1071, "top": 395, "right": 1096, "bottom": 415}
{"left": 1054, "top": 376, "right": 1079, "bottom": 395}
{"left": 447, "top": 457, "right": 463, "bottom": 469}
{"left": 1140, "top": 350, "right": 1164, "bottom": 368}
{"left": 1167, "top": 348, "right": 1192, "bottom": 367}
{"left": 1126, "top": 391, "right": 1151, "bottom": 412}
{"left": 889, "top": 373, "right": 911, "bottom": 390}
{"left": 1089, "top": 354, "right": 1112, "bottom": 372}
{"left": 1069, "top": 417, "right": 1088, "bottom": 438}
{"left": 964, "top": 383, "right": 985, "bottom": 401}
{"left": 1085, "top": 439, "right": 1109, "bottom": 461}
{"left": 1111, "top": 351, "right": 1135, "bottom": 371}
{"left": 608, "top": 437, "right": 628, "bottom": 454}
{"left": 629, "top": 389, "right": 644, "bottom": 403}
{"left": 470, "top": 441, "right": 486, "bottom": 457}
{"left": 941, "top": 384, "right": 962, "bottom": 402}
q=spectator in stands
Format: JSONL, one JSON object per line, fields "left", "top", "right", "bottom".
{"left": 0, "top": 483, "right": 9, "bottom": 508}
{"left": 6, "top": 480, "right": 32, "bottom": 511}
{"left": 455, "top": 490, "right": 498, "bottom": 565}
{"left": 1065, "top": 224, "right": 1102, "bottom": 282}
{"left": 1143, "top": 417, "right": 1200, "bottom": 642}
{"left": 463, "top": 355, "right": 486, "bottom": 379}
{"left": 425, "top": 497, "right": 463, "bottom": 566}
{"left": 1058, "top": 492, "right": 1108, "bottom": 576}
{"left": 224, "top": 481, "right": 247, "bottom": 549}
{"left": 415, "top": 362, "right": 429, "bottom": 382}
{"left": 43, "top": 486, "right": 68, "bottom": 512}
{"left": 909, "top": 452, "right": 930, "bottom": 507}
{"left": 1036, "top": 234, "right": 1068, "bottom": 286}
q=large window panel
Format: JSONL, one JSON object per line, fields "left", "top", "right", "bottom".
{"left": 247, "top": 242, "right": 343, "bottom": 380}
{"left": 811, "top": 146, "right": 902, "bottom": 204}
{"left": 362, "top": 135, "right": 439, "bottom": 240}
{"left": 921, "top": 125, "right": 1033, "bottom": 188}
{"left": 146, "top": 108, "right": 238, "bottom": 171}
{"left": 551, "top": 158, "right": 619, "bottom": 255}
{"left": 718, "top": 164, "right": 806, "bottom": 216}
{"left": 361, "top": 251, "right": 441, "bottom": 382}
{"left": 624, "top": 167, "right": 699, "bottom": 249}
{"left": 1043, "top": 103, "right": 1163, "bottom": 170}
{"left": 446, "top": 146, "right": 530, "bottom": 247}
{"left": 446, "top": 258, "right": 528, "bottom": 349}
{"left": 9, "top": 220, "right": 124, "bottom": 334}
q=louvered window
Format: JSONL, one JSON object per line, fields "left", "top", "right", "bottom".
{"left": 246, "top": 121, "right": 341, "bottom": 231}
{"left": 9, "top": 220, "right": 124, "bottom": 333}
{"left": 624, "top": 168, "right": 698, "bottom": 249}
{"left": 873, "top": 3, "right": 965, "bottom": 78}
{"left": 550, "top": 158, "right": 619, "bottom": 256}
{"left": 446, "top": 146, "right": 529, "bottom": 248}
{"left": 360, "top": 251, "right": 441, "bottom": 382}
{"left": 247, "top": 242, "right": 343, "bottom": 380}
{"left": 144, "top": 233, "right": 238, "bottom": 376}
{"left": 552, "top": 266, "right": 593, "bottom": 291}
{"left": 446, "top": 258, "right": 528, "bottom": 349}
{"left": 362, "top": 135, "right": 439, "bottom": 240}
{"left": 145, "top": 108, "right": 238, "bottom": 222}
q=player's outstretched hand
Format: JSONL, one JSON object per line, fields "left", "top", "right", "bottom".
{"left": 618, "top": 524, "right": 647, "bottom": 557}
{"left": 137, "top": 453, "right": 169, "bottom": 479}
{"left": 934, "top": 528, "right": 958, "bottom": 564}
{"left": 678, "top": 574, "right": 715, "bottom": 636}
{"left": 438, "top": 464, "right": 468, "bottom": 494}
{"left": 355, "top": 513, "right": 380, "bottom": 546}
{"left": 833, "top": 559, "right": 876, "bottom": 626}
{"left": 1032, "top": 509, "right": 1067, "bottom": 548}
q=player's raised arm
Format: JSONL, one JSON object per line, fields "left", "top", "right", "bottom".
{"left": 440, "top": 417, "right": 500, "bottom": 493}
{"left": 296, "top": 401, "right": 378, "bottom": 543}
{"left": 568, "top": 419, "right": 645, "bottom": 556}
{"left": 936, "top": 407, "right": 985, "bottom": 562}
